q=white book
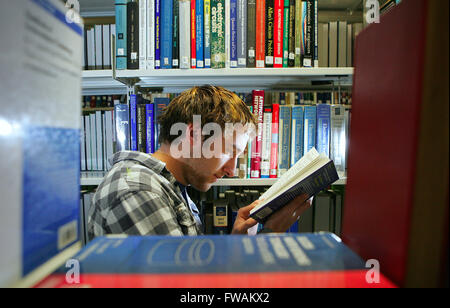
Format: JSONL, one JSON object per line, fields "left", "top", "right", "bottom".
{"left": 95, "top": 25, "right": 103, "bottom": 69}
{"left": 147, "top": 0, "right": 155, "bottom": 69}
{"left": 102, "top": 25, "right": 111, "bottom": 69}
{"left": 102, "top": 113, "right": 107, "bottom": 171}
{"left": 225, "top": 0, "right": 231, "bottom": 68}
{"left": 139, "top": 0, "right": 147, "bottom": 70}
{"left": 179, "top": 0, "right": 191, "bottom": 69}
{"left": 329, "top": 21, "right": 338, "bottom": 68}
{"left": 347, "top": 23, "right": 353, "bottom": 67}
{"left": 87, "top": 28, "right": 96, "bottom": 70}
{"left": 80, "top": 116, "right": 86, "bottom": 171}
{"left": 105, "top": 111, "right": 114, "bottom": 170}
{"left": 84, "top": 115, "right": 92, "bottom": 171}
{"left": 95, "top": 111, "right": 103, "bottom": 171}
{"left": 261, "top": 110, "right": 272, "bottom": 178}
{"left": 89, "top": 114, "right": 97, "bottom": 171}
{"left": 338, "top": 21, "right": 347, "bottom": 67}
{"left": 250, "top": 148, "right": 339, "bottom": 223}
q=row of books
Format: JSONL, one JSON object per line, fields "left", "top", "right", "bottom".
{"left": 244, "top": 90, "right": 350, "bottom": 179}
{"left": 83, "top": 24, "right": 116, "bottom": 70}
{"left": 115, "top": 0, "right": 323, "bottom": 70}
{"left": 318, "top": 22, "right": 363, "bottom": 68}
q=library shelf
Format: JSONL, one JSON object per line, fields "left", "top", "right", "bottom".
{"left": 82, "top": 70, "right": 127, "bottom": 95}
{"left": 114, "top": 67, "right": 354, "bottom": 91}
{"left": 81, "top": 172, "right": 347, "bottom": 187}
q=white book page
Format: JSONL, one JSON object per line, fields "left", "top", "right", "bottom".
{"left": 259, "top": 148, "right": 320, "bottom": 202}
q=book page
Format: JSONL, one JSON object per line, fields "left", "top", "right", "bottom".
{"left": 259, "top": 148, "right": 320, "bottom": 202}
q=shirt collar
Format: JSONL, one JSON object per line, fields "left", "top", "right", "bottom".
{"left": 110, "top": 151, "right": 176, "bottom": 183}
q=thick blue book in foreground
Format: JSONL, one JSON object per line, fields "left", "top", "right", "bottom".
{"left": 35, "top": 232, "right": 396, "bottom": 288}
{"left": 250, "top": 148, "right": 339, "bottom": 224}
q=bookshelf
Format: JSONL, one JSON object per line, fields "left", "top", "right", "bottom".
{"left": 82, "top": 70, "right": 127, "bottom": 95}
{"left": 81, "top": 171, "right": 347, "bottom": 186}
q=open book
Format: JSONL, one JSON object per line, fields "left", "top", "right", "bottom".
{"left": 250, "top": 148, "right": 339, "bottom": 223}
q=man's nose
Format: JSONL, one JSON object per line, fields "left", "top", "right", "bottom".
{"left": 223, "top": 158, "right": 237, "bottom": 177}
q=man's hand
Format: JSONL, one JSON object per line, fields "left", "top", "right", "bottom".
{"left": 263, "top": 194, "right": 312, "bottom": 233}
{"left": 231, "top": 201, "right": 261, "bottom": 235}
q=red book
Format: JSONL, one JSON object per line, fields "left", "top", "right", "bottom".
{"left": 342, "top": 0, "right": 448, "bottom": 288}
{"left": 269, "top": 103, "right": 279, "bottom": 178}
{"left": 273, "top": 0, "right": 284, "bottom": 68}
{"left": 190, "top": 0, "right": 197, "bottom": 68}
{"left": 255, "top": 0, "right": 266, "bottom": 68}
{"left": 250, "top": 90, "right": 264, "bottom": 178}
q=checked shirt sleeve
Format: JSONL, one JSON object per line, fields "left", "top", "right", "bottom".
{"left": 105, "top": 190, "right": 185, "bottom": 236}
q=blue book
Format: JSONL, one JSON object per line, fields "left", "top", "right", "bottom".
{"left": 154, "top": 97, "right": 170, "bottom": 151}
{"left": 316, "top": 104, "right": 331, "bottom": 157}
{"left": 286, "top": 221, "right": 299, "bottom": 233}
{"left": 291, "top": 106, "right": 304, "bottom": 167}
{"left": 53, "top": 233, "right": 364, "bottom": 275}
{"left": 145, "top": 104, "right": 155, "bottom": 154}
{"left": 155, "top": 0, "right": 161, "bottom": 69}
{"left": 204, "top": 0, "right": 212, "bottom": 68}
{"left": 303, "top": 106, "right": 317, "bottom": 156}
{"left": 230, "top": 0, "right": 238, "bottom": 67}
{"left": 114, "top": 104, "right": 130, "bottom": 151}
{"left": 115, "top": 0, "right": 128, "bottom": 70}
{"left": 196, "top": 0, "right": 204, "bottom": 68}
{"left": 130, "top": 95, "right": 138, "bottom": 151}
{"left": 160, "top": 0, "right": 173, "bottom": 69}
{"left": 278, "top": 106, "right": 292, "bottom": 177}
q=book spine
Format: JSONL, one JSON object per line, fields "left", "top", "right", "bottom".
{"left": 303, "top": 105, "right": 316, "bottom": 155}
{"left": 289, "top": 0, "right": 296, "bottom": 67}
{"left": 80, "top": 116, "right": 86, "bottom": 171}
{"left": 282, "top": 0, "right": 290, "bottom": 67}
{"left": 261, "top": 107, "right": 272, "bottom": 178}
{"left": 161, "top": 0, "right": 173, "bottom": 69}
{"left": 265, "top": 0, "right": 274, "bottom": 68}
{"left": 316, "top": 104, "right": 331, "bottom": 157}
{"left": 90, "top": 114, "right": 98, "bottom": 170}
{"left": 269, "top": 103, "right": 280, "bottom": 178}
{"left": 146, "top": 104, "right": 155, "bottom": 154}
{"left": 328, "top": 21, "right": 338, "bottom": 67}
{"left": 191, "top": 0, "right": 197, "bottom": 68}
{"left": 127, "top": 0, "right": 139, "bottom": 70}
{"left": 130, "top": 95, "right": 138, "bottom": 151}
{"left": 230, "top": 0, "right": 238, "bottom": 68}
{"left": 154, "top": 98, "right": 170, "bottom": 151}
{"left": 237, "top": 0, "right": 247, "bottom": 67}
{"left": 196, "top": 0, "right": 204, "bottom": 68}
{"left": 303, "top": 0, "right": 313, "bottom": 67}
{"left": 172, "top": 0, "right": 180, "bottom": 68}
{"left": 273, "top": 0, "right": 283, "bottom": 67}
{"left": 318, "top": 22, "right": 328, "bottom": 67}
{"left": 225, "top": 0, "right": 231, "bottom": 68}
{"left": 139, "top": 0, "right": 147, "bottom": 70}
{"left": 290, "top": 106, "right": 304, "bottom": 167}
{"left": 213, "top": 204, "right": 229, "bottom": 235}
{"left": 105, "top": 111, "right": 114, "bottom": 169}
{"left": 96, "top": 111, "right": 104, "bottom": 171}
{"left": 147, "top": 0, "right": 155, "bottom": 69}
{"left": 255, "top": 0, "right": 265, "bottom": 68}
{"left": 155, "top": 0, "right": 161, "bottom": 69}
{"left": 247, "top": 105, "right": 253, "bottom": 178}
{"left": 114, "top": 104, "right": 130, "bottom": 151}
{"left": 204, "top": 0, "right": 212, "bottom": 68}
{"left": 137, "top": 104, "right": 147, "bottom": 152}
{"left": 338, "top": 21, "right": 347, "bottom": 68}
{"left": 103, "top": 25, "right": 111, "bottom": 70}
{"left": 87, "top": 29, "right": 95, "bottom": 70}
{"left": 115, "top": 0, "right": 128, "bottom": 70}
{"left": 211, "top": 0, "right": 225, "bottom": 69}
{"left": 313, "top": 0, "right": 318, "bottom": 67}
{"left": 278, "top": 105, "right": 291, "bottom": 177}
{"left": 179, "top": 0, "right": 191, "bottom": 69}
{"left": 95, "top": 25, "right": 103, "bottom": 69}
{"left": 246, "top": 0, "right": 256, "bottom": 67}
{"left": 84, "top": 115, "right": 92, "bottom": 170}
{"left": 250, "top": 90, "right": 264, "bottom": 178}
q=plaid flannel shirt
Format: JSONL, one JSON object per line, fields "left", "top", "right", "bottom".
{"left": 87, "top": 151, "right": 203, "bottom": 241}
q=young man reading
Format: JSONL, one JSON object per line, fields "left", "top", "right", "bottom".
{"left": 88, "top": 86, "right": 311, "bottom": 240}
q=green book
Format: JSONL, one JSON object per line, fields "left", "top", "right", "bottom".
{"left": 283, "top": 0, "right": 290, "bottom": 67}
{"left": 294, "top": 0, "right": 302, "bottom": 67}
{"left": 211, "top": 0, "right": 225, "bottom": 68}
